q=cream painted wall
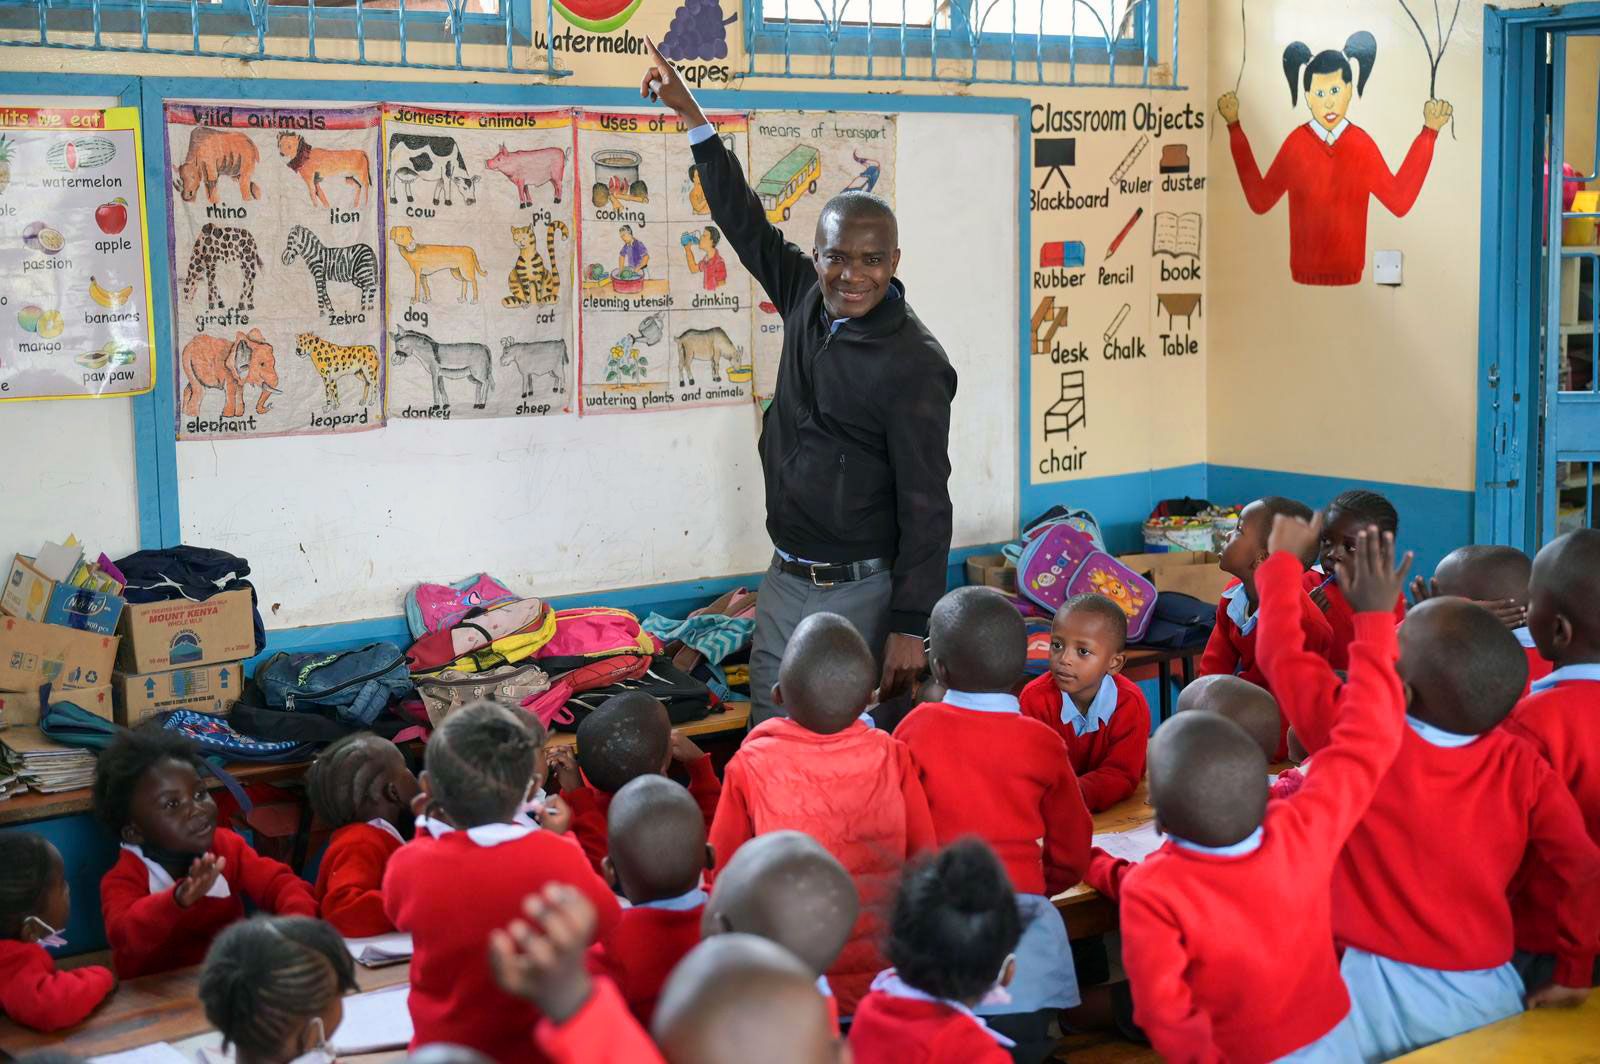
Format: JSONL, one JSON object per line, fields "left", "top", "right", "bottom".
{"left": 1567, "top": 35, "right": 1600, "bottom": 174}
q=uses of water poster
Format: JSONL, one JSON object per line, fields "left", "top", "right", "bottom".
{"left": 575, "top": 110, "right": 754, "bottom": 415}
{"left": 165, "top": 102, "right": 385, "bottom": 440}
{"left": 382, "top": 105, "right": 576, "bottom": 421}
{"left": 0, "top": 106, "right": 156, "bottom": 402}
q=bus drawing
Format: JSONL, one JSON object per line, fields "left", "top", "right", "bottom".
{"left": 756, "top": 145, "right": 821, "bottom": 223}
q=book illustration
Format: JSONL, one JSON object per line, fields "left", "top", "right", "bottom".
{"left": 1152, "top": 211, "right": 1202, "bottom": 258}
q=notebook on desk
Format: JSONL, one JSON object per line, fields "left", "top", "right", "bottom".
{"left": 344, "top": 930, "right": 413, "bottom": 967}
{"left": 332, "top": 985, "right": 413, "bottom": 1054}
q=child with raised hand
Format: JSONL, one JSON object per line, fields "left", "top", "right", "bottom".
{"left": 0, "top": 833, "right": 114, "bottom": 1031}
{"left": 95, "top": 729, "right": 316, "bottom": 978}
{"left": 709, "top": 611, "right": 934, "bottom": 1013}
{"left": 896, "top": 586, "right": 1091, "bottom": 1062}
{"left": 850, "top": 839, "right": 1022, "bottom": 1063}
{"left": 305, "top": 733, "right": 419, "bottom": 937}
{"left": 1414, "top": 543, "right": 1548, "bottom": 689}
{"left": 1506, "top": 528, "right": 1600, "bottom": 994}
{"left": 1177, "top": 675, "right": 1304, "bottom": 799}
{"left": 1305, "top": 489, "right": 1408, "bottom": 669}
{"left": 589, "top": 775, "right": 714, "bottom": 1025}
{"left": 1018, "top": 593, "right": 1150, "bottom": 812}
{"left": 1117, "top": 518, "right": 1411, "bottom": 1061}
{"left": 198, "top": 915, "right": 356, "bottom": 1064}
{"left": 384, "top": 701, "right": 621, "bottom": 1063}
{"left": 1259, "top": 520, "right": 1600, "bottom": 1056}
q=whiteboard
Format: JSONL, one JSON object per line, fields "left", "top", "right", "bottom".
{"left": 176, "top": 109, "right": 1021, "bottom": 629}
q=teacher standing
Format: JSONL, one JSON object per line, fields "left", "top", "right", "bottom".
{"left": 642, "top": 42, "right": 957, "bottom": 727}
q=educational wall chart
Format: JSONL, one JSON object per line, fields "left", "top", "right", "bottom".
{"left": 0, "top": 107, "right": 156, "bottom": 402}
{"left": 745, "top": 112, "right": 896, "bottom": 401}
{"left": 382, "top": 106, "right": 576, "bottom": 421}
{"left": 575, "top": 110, "right": 754, "bottom": 415}
{"left": 165, "top": 103, "right": 385, "bottom": 440}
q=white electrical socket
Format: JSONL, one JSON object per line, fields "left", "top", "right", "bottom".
{"left": 1374, "top": 250, "right": 1403, "bottom": 286}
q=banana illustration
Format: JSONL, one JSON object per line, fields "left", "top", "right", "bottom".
{"left": 89, "top": 276, "right": 133, "bottom": 309}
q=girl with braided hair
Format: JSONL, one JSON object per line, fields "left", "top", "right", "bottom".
{"left": 306, "top": 734, "right": 418, "bottom": 937}
{"left": 199, "top": 915, "right": 356, "bottom": 1064}
{"left": 382, "top": 701, "right": 621, "bottom": 1063}
{"left": 0, "top": 833, "right": 115, "bottom": 1031}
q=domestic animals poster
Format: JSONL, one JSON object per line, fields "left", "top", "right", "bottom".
{"left": 575, "top": 110, "right": 755, "bottom": 415}
{"left": 165, "top": 102, "right": 385, "bottom": 440}
{"left": 745, "top": 112, "right": 896, "bottom": 401}
{"left": 0, "top": 106, "right": 156, "bottom": 402}
{"left": 382, "top": 105, "right": 576, "bottom": 420}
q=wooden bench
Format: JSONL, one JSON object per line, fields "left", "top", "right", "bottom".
{"left": 1394, "top": 992, "right": 1600, "bottom": 1061}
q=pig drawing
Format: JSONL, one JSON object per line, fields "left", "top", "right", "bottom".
{"left": 485, "top": 145, "right": 567, "bottom": 209}
{"left": 675, "top": 326, "right": 742, "bottom": 388}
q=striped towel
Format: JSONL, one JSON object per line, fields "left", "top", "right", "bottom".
{"left": 642, "top": 612, "right": 756, "bottom": 666}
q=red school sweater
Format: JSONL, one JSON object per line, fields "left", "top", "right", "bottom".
{"left": 101, "top": 826, "right": 317, "bottom": 978}
{"left": 534, "top": 976, "right": 666, "bottom": 1064}
{"left": 1120, "top": 588, "right": 1404, "bottom": 1063}
{"left": 587, "top": 900, "right": 704, "bottom": 1026}
{"left": 1300, "top": 569, "right": 1406, "bottom": 672}
{"left": 383, "top": 826, "right": 623, "bottom": 1063}
{"left": 566, "top": 753, "right": 722, "bottom": 876}
{"left": 895, "top": 700, "right": 1091, "bottom": 897}
{"left": 0, "top": 940, "right": 115, "bottom": 1032}
{"left": 1018, "top": 673, "right": 1149, "bottom": 812}
{"left": 1505, "top": 676, "right": 1600, "bottom": 985}
{"left": 848, "top": 992, "right": 1012, "bottom": 1064}
{"left": 314, "top": 821, "right": 403, "bottom": 938}
{"left": 1228, "top": 120, "right": 1438, "bottom": 286}
{"left": 1260, "top": 553, "right": 1600, "bottom": 981}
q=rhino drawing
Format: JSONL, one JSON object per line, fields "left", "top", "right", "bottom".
{"left": 675, "top": 326, "right": 741, "bottom": 388}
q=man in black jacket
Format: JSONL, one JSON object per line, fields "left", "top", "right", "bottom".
{"left": 643, "top": 41, "right": 957, "bottom": 727}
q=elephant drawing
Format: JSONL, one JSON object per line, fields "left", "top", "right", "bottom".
{"left": 181, "top": 330, "right": 280, "bottom": 418}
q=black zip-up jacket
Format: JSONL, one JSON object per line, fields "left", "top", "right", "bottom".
{"left": 691, "top": 133, "right": 957, "bottom": 637}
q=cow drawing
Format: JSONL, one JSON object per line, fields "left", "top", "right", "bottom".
{"left": 387, "top": 132, "right": 480, "bottom": 208}
{"left": 675, "top": 326, "right": 741, "bottom": 388}
{"left": 485, "top": 145, "right": 567, "bottom": 208}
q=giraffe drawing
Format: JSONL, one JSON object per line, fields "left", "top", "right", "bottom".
{"left": 181, "top": 223, "right": 263, "bottom": 311}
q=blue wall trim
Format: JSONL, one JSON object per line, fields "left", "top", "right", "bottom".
{"left": 1021, "top": 463, "right": 1208, "bottom": 555}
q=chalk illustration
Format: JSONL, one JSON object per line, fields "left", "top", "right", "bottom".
{"left": 503, "top": 220, "right": 569, "bottom": 309}
{"left": 591, "top": 148, "right": 649, "bottom": 210}
{"left": 1104, "top": 303, "right": 1132, "bottom": 340}
{"left": 1157, "top": 293, "right": 1203, "bottom": 329}
{"left": 606, "top": 312, "right": 664, "bottom": 384}
{"left": 388, "top": 132, "right": 480, "bottom": 207}
{"left": 277, "top": 133, "right": 372, "bottom": 209}
{"left": 1032, "top": 297, "right": 1069, "bottom": 355}
{"left": 281, "top": 225, "right": 378, "bottom": 316}
{"left": 389, "top": 226, "right": 487, "bottom": 304}
{"left": 296, "top": 333, "right": 380, "bottom": 410}
{"left": 181, "top": 223, "right": 262, "bottom": 311}
{"left": 1044, "top": 370, "right": 1086, "bottom": 440}
{"left": 390, "top": 328, "right": 493, "bottom": 411}
{"left": 501, "top": 337, "right": 568, "bottom": 399}
{"left": 181, "top": 330, "right": 279, "bottom": 418}
{"left": 681, "top": 226, "right": 727, "bottom": 291}
{"left": 675, "top": 325, "right": 741, "bottom": 388}
{"left": 173, "top": 127, "right": 261, "bottom": 204}
{"left": 843, "top": 150, "right": 883, "bottom": 193}
{"left": 757, "top": 145, "right": 820, "bottom": 223}
{"left": 487, "top": 144, "right": 568, "bottom": 208}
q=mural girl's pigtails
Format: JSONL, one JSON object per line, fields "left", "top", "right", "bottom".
{"left": 1343, "top": 31, "right": 1378, "bottom": 97}
{"left": 1282, "top": 42, "right": 1313, "bottom": 106}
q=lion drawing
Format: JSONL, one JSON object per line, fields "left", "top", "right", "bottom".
{"left": 277, "top": 132, "right": 371, "bottom": 209}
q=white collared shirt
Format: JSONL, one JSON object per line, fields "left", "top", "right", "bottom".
{"left": 1306, "top": 118, "right": 1351, "bottom": 146}
{"left": 1530, "top": 662, "right": 1600, "bottom": 694}
{"left": 869, "top": 970, "right": 1016, "bottom": 1047}
{"left": 942, "top": 689, "right": 1021, "bottom": 715}
{"left": 463, "top": 822, "right": 536, "bottom": 848}
{"left": 1222, "top": 581, "right": 1258, "bottom": 636}
{"left": 366, "top": 817, "right": 405, "bottom": 845}
{"left": 636, "top": 887, "right": 708, "bottom": 912}
{"left": 1167, "top": 825, "right": 1264, "bottom": 858}
{"left": 1406, "top": 714, "right": 1480, "bottom": 748}
{"left": 1061, "top": 674, "right": 1120, "bottom": 737}
{"left": 122, "top": 843, "right": 232, "bottom": 900}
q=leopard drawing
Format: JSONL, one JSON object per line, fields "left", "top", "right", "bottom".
{"left": 181, "top": 223, "right": 263, "bottom": 311}
{"left": 502, "top": 220, "right": 568, "bottom": 309}
{"left": 295, "top": 333, "right": 380, "bottom": 410}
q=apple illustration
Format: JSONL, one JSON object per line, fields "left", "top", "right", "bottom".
{"left": 95, "top": 198, "right": 128, "bottom": 235}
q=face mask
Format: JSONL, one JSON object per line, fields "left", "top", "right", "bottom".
{"left": 976, "top": 953, "right": 1016, "bottom": 1008}
{"left": 286, "top": 1016, "right": 337, "bottom": 1064}
{"left": 23, "top": 915, "right": 66, "bottom": 950}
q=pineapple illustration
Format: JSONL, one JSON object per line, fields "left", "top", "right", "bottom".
{"left": 0, "top": 136, "right": 12, "bottom": 195}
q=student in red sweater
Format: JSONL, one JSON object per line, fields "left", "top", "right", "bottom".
{"left": 304, "top": 733, "right": 419, "bottom": 937}
{"left": 1412, "top": 543, "right": 1551, "bottom": 693}
{"left": 589, "top": 775, "right": 713, "bottom": 1025}
{"left": 709, "top": 612, "right": 934, "bottom": 1012}
{"left": 1259, "top": 521, "right": 1600, "bottom": 1059}
{"left": 385, "top": 701, "right": 622, "bottom": 1063}
{"left": 1177, "top": 675, "right": 1305, "bottom": 799}
{"left": 1302, "top": 489, "right": 1408, "bottom": 670}
{"left": 1218, "top": 33, "right": 1450, "bottom": 286}
{"left": 1506, "top": 528, "right": 1600, "bottom": 992}
{"left": 897, "top": 586, "right": 1092, "bottom": 1062}
{"left": 198, "top": 915, "right": 357, "bottom": 1064}
{"left": 851, "top": 840, "right": 1023, "bottom": 1063}
{"left": 0, "top": 832, "right": 114, "bottom": 1032}
{"left": 549, "top": 692, "right": 721, "bottom": 876}
{"left": 1019, "top": 593, "right": 1150, "bottom": 811}
{"left": 94, "top": 730, "right": 317, "bottom": 979}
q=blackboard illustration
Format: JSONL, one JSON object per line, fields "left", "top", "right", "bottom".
{"left": 391, "top": 328, "right": 493, "bottom": 410}
{"left": 757, "top": 145, "right": 819, "bottom": 223}
{"left": 501, "top": 337, "right": 568, "bottom": 399}
{"left": 606, "top": 313, "right": 663, "bottom": 385}
{"left": 1157, "top": 293, "right": 1203, "bottom": 328}
{"left": 680, "top": 226, "right": 726, "bottom": 291}
{"left": 675, "top": 325, "right": 740, "bottom": 388}
{"left": 660, "top": 0, "right": 736, "bottom": 61}
{"left": 1218, "top": 31, "right": 1453, "bottom": 286}
{"left": 1034, "top": 138, "right": 1075, "bottom": 192}
{"left": 389, "top": 226, "right": 487, "bottom": 304}
{"left": 181, "top": 331, "right": 279, "bottom": 418}
{"left": 181, "top": 224, "right": 262, "bottom": 311}
{"left": 1044, "top": 370, "right": 1086, "bottom": 440}
{"left": 173, "top": 127, "right": 261, "bottom": 204}
{"left": 591, "top": 148, "right": 649, "bottom": 210}
{"left": 486, "top": 144, "right": 568, "bottom": 208}
{"left": 296, "top": 333, "right": 380, "bottom": 410}
{"left": 388, "top": 132, "right": 480, "bottom": 207}
{"left": 503, "top": 221, "right": 569, "bottom": 309}
{"left": 843, "top": 150, "right": 883, "bottom": 193}
{"left": 277, "top": 132, "right": 372, "bottom": 209}
{"left": 281, "top": 226, "right": 379, "bottom": 316}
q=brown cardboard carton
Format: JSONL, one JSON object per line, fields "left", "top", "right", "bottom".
{"left": 2, "top": 555, "right": 125, "bottom": 635}
{"left": 0, "top": 683, "right": 113, "bottom": 728}
{"left": 116, "top": 590, "right": 255, "bottom": 673}
{"left": 964, "top": 553, "right": 1018, "bottom": 594}
{"left": 114, "top": 662, "right": 243, "bottom": 728}
{"left": 1118, "top": 551, "right": 1233, "bottom": 605}
{"left": 0, "top": 615, "right": 119, "bottom": 692}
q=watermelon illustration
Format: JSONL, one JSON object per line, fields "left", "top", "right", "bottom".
{"left": 553, "top": 0, "right": 645, "bottom": 33}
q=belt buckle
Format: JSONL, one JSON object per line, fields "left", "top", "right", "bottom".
{"left": 808, "top": 562, "right": 836, "bottom": 588}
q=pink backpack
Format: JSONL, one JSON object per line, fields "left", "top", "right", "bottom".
{"left": 534, "top": 607, "right": 658, "bottom": 660}
{"left": 406, "top": 574, "right": 517, "bottom": 639}
{"left": 406, "top": 598, "right": 554, "bottom": 673}
{"left": 1013, "top": 521, "right": 1157, "bottom": 641}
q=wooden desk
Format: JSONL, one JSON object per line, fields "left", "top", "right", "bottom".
{"left": 545, "top": 701, "right": 751, "bottom": 749}
{"left": 1054, "top": 780, "right": 1153, "bottom": 939}
{"left": 0, "top": 760, "right": 318, "bottom": 828}
{"left": 1394, "top": 992, "right": 1600, "bottom": 1061}
{"left": 0, "top": 959, "right": 410, "bottom": 1060}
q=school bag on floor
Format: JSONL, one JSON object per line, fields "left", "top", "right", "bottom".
{"left": 1007, "top": 515, "right": 1157, "bottom": 641}
{"left": 1020, "top": 506, "right": 1106, "bottom": 552}
{"left": 521, "top": 654, "right": 652, "bottom": 730}
{"left": 534, "top": 607, "right": 658, "bottom": 661}
{"left": 160, "top": 709, "right": 316, "bottom": 763}
{"left": 415, "top": 663, "right": 551, "bottom": 727}
{"left": 254, "top": 642, "right": 413, "bottom": 726}
{"left": 405, "top": 574, "right": 519, "bottom": 640}
{"left": 548, "top": 655, "right": 715, "bottom": 734}
{"left": 406, "top": 598, "right": 555, "bottom": 674}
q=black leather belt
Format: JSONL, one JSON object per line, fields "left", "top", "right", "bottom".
{"left": 774, "top": 554, "right": 892, "bottom": 587}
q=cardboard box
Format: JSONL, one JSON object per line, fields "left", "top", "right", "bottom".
{"left": 114, "top": 662, "right": 242, "bottom": 727}
{"left": 0, "top": 615, "right": 119, "bottom": 692}
{"left": 2, "top": 555, "right": 125, "bottom": 635}
{"left": 0, "top": 683, "right": 113, "bottom": 728}
{"left": 117, "top": 590, "right": 255, "bottom": 673}
{"left": 1119, "top": 551, "right": 1233, "bottom": 605}
{"left": 964, "top": 553, "right": 1018, "bottom": 594}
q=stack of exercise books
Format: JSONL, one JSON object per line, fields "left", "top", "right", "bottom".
{"left": 1, "top": 726, "right": 97, "bottom": 794}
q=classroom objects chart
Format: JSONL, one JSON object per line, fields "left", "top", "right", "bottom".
{"left": 575, "top": 110, "right": 755, "bottom": 415}
{"left": 165, "top": 103, "right": 386, "bottom": 440}
{"left": 382, "top": 106, "right": 576, "bottom": 421}
{"left": 0, "top": 107, "right": 156, "bottom": 402}
{"left": 744, "top": 111, "right": 897, "bottom": 402}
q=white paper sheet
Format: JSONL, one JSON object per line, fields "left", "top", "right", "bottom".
{"left": 88, "top": 1044, "right": 193, "bottom": 1064}
{"left": 330, "top": 984, "right": 414, "bottom": 1054}
{"left": 344, "top": 930, "right": 414, "bottom": 967}
{"left": 1091, "top": 821, "right": 1165, "bottom": 864}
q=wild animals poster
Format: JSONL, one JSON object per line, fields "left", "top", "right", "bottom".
{"left": 382, "top": 106, "right": 576, "bottom": 421}
{"left": 165, "top": 103, "right": 386, "bottom": 439}
{"left": 745, "top": 112, "right": 896, "bottom": 401}
{"left": 575, "top": 110, "right": 754, "bottom": 415}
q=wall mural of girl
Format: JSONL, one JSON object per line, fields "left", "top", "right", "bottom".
{"left": 1217, "top": 32, "right": 1453, "bottom": 286}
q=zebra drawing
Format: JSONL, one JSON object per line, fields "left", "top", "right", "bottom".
{"left": 281, "top": 225, "right": 378, "bottom": 317}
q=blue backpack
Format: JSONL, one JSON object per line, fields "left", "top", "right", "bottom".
{"left": 160, "top": 709, "right": 315, "bottom": 764}
{"left": 254, "top": 642, "right": 413, "bottom": 726}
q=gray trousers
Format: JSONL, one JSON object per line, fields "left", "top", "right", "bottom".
{"left": 748, "top": 557, "right": 893, "bottom": 728}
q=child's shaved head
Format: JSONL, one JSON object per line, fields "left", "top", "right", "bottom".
{"left": 1529, "top": 529, "right": 1600, "bottom": 666}
{"left": 776, "top": 612, "right": 876, "bottom": 735}
{"left": 1177, "top": 675, "right": 1283, "bottom": 761}
{"left": 1148, "top": 712, "right": 1268, "bottom": 847}
{"left": 605, "top": 775, "right": 709, "bottom": 904}
{"left": 704, "top": 830, "right": 858, "bottom": 976}
{"left": 575, "top": 691, "right": 672, "bottom": 795}
{"left": 653, "top": 935, "right": 840, "bottom": 1064}
{"left": 929, "top": 587, "right": 1026, "bottom": 693}
{"left": 1432, "top": 545, "right": 1533, "bottom": 605}
{"left": 1400, "top": 598, "right": 1528, "bottom": 734}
